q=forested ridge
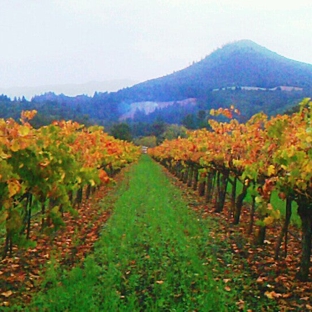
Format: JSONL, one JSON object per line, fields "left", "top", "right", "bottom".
{"left": 1, "top": 40, "right": 312, "bottom": 137}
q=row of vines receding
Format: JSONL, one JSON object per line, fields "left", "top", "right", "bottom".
{"left": 148, "top": 99, "right": 312, "bottom": 282}
{"left": 0, "top": 110, "right": 140, "bottom": 259}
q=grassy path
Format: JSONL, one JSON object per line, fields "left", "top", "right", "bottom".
{"left": 13, "top": 155, "right": 277, "bottom": 311}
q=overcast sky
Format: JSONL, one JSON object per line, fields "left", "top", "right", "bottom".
{"left": 1, "top": 0, "right": 312, "bottom": 97}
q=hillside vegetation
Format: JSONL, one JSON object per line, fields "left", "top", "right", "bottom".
{"left": 0, "top": 40, "right": 311, "bottom": 134}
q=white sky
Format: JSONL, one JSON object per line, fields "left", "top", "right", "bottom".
{"left": 1, "top": 0, "right": 312, "bottom": 94}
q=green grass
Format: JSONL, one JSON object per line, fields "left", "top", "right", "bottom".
{"left": 9, "top": 155, "right": 279, "bottom": 311}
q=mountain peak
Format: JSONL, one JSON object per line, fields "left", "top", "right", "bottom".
{"left": 209, "top": 39, "right": 278, "bottom": 61}
{"left": 127, "top": 39, "right": 312, "bottom": 101}
{"left": 224, "top": 39, "right": 262, "bottom": 48}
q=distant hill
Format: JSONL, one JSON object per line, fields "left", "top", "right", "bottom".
{"left": 96, "top": 39, "right": 312, "bottom": 122}
{"left": 112, "top": 39, "right": 312, "bottom": 102}
{"left": 0, "top": 79, "right": 138, "bottom": 100}
{"left": 1, "top": 40, "right": 311, "bottom": 130}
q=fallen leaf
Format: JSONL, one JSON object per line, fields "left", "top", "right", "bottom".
{"left": 265, "top": 291, "right": 275, "bottom": 299}
{"left": 224, "top": 286, "right": 231, "bottom": 292}
{"left": 1, "top": 291, "right": 13, "bottom": 298}
{"left": 156, "top": 280, "right": 164, "bottom": 284}
{"left": 11, "top": 264, "right": 19, "bottom": 269}
{"left": 300, "top": 296, "right": 310, "bottom": 301}
{"left": 236, "top": 299, "right": 245, "bottom": 309}
{"left": 265, "top": 291, "right": 282, "bottom": 299}
{"left": 1, "top": 302, "right": 10, "bottom": 307}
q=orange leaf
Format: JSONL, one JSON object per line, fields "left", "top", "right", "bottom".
{"left": 99, "top": 169, "right": 110, "bottom": 184}
{"left": 8, "top": 180, "right": 21, "bottom": 198}
{"left": 264, "top": 291, "right": 282, "bottom": 299}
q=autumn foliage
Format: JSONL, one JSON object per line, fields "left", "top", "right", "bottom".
{"left": 0, "top": 111, "right": 140, "bottom": 259}
{"left": 149, "top": 99, "right": 312, "bottom": 282}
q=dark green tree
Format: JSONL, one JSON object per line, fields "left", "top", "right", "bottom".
{"left": 110, "top": 123, "right": 132, "bottom": 142}
{"left": 182, "top": 114, "right": 197, "bottom": 129}
{"left": 151, "top": 119, "right": 166, "bottom": 137}
{"left": 161, "top": 124, "right": 188, "bottom": 140}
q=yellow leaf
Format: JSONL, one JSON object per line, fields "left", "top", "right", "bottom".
{"left": 263, "top": 216, "right": 274, "bottom": 226}
{"left": 264, "top": 291, "right": 275, "bottom": 299}
{"left": 267, "top": 165, "right": 275, "bottom": 176}
{"left": 0, "top": 211, "right": 8, "bottom": 224}
{"left": 3, "top": 199, "right": 11, "bottom": 209}
{"left": 10, "top": 140, "right": 20, "bottom": 152}
{"left": 51, "top": 206, "right": 59, "bottom": 214}
{"left": 255, "top": 196, "right": 262, "bottom": 204}
{"left": 8, "top": 180, "right": 21, "bottom": 198}
{"left": 306, "top": 136, "right": 312, "bottom": 143}
{"left": 18, "top": 125, "right": 30, "bottom": 136}
{"left": 232, "top": 159, "right": 243, "bottom": 167}
{"left": 156, "top": 280, "right": 164, "bottom": 284}
{"left": 0, "top": 150, "right": 10, "bottom": 159}
{"left": 272, "top": 209, "right": 281, "bottom": 220}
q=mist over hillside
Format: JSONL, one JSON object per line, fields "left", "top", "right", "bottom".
{"left": 0, "top": 40, "right": 311, "bottom": 133}
{"left": 0, "top": 79, "right": 138, "bottom": 100}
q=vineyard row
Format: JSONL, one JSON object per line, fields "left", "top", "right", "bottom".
{"left": 0, "top": 110, "right": 140, "bottom": 258}
{"left": 148, "top": 99, "right": 312, "bottom": 281}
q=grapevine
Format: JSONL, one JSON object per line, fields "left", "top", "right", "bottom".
{"left": 149, "top": 99, "right": 312, "bottom": 281}
{"left": 0, "top": 111, "right": 140, "bottom": 258}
